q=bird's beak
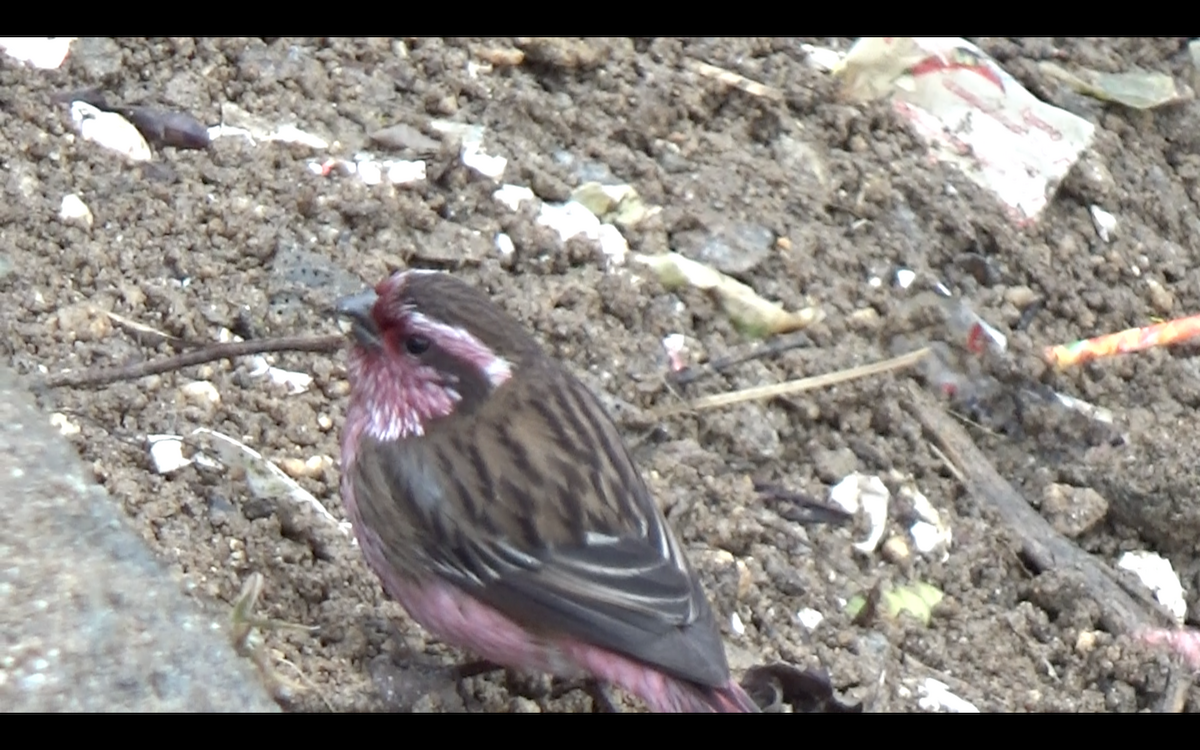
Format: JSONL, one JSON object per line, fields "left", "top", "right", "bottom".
{"left": 335, "top": 289, "right": 382, "bottom": 348}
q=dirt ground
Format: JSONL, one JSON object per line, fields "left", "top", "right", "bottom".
{"left": 4, "top": 36, "right": 1200, "bottom": 712}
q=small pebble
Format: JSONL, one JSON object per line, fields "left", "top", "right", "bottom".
{"left": 1075, "top": 630, "right": 1098, "bottom": 655}
{"left": 1146, "top": 279, "right": 1175, "bottom": 315}
{"left": 882, "top": 535, "right": 911, "bottom": 564}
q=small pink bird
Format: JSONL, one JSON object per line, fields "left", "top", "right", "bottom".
{"left": 337, "top": 269, "right": 758, "bottom": 713}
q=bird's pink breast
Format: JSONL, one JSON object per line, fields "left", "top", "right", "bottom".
{"left": 358, "top": 535, "right": 735, "bottom": 712}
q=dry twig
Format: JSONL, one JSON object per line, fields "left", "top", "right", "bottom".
{"left": 657, "top": 347, "right": 929, "bottom": 417}
{"left": 904, "top": 381, "right": 1168, "bottom": 635}
{"left": 688, "top": 59, "right": 784, "bottom": 102}
{"left": 43, "top": 334, "right": 344, "bottom": 389}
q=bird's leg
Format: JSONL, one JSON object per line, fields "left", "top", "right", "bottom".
{"left": 584, "top": 680, "right": 622, "bottom": 713}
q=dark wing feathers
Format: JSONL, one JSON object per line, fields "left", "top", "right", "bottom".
{"left": 352, "top": 360, "right": 732, "bottom": 688}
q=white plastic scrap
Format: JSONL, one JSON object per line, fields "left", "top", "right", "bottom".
{"left": 830, "top": 473, "right": 890, "bottom": 554}
{"left": 1090, "top": 204, "right": 1118, "bottom": 243}
{"left": 916, "top": 678, "right": 980, "bottom": 713}
{"left": 730, "top": 611, "right": 746, "bottom": 636}
{"left": 194, "top": 428, "right": 352, "bottom": 538}
{"left": 835, "top": 38, "right": 1096, "bottom": 225}
{"left": 148, "top": 434, "right": 191, "bottom": 475}
{"left": 0, "top": 37, "right": 74, "bottom": 69}
{"left": 247, "top": 356, "right": 313, "bottom": 395}
{"left": 1118, "top": 550, "right": 1186, "bottom": 623}
{"left": 59, "top": 194, "right": 93, "bottom": 228}
{"left": 69, "top": 102, "right": 152, "bottom": 163}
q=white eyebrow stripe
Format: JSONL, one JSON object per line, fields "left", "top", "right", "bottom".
{"left": 407, "top": 311, "right": 514, "bottom": 388}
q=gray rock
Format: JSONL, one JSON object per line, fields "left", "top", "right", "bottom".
{"left": 0, "top": 365, "right": 279, "bottom": 711}
{"left": 70, "top": 37, "right": 124, "bottom": 80}
{"left": 673, "top": 221, "right": 774, "bottom": 276}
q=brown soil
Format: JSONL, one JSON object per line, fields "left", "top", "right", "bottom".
{"left": 5, "top": 36, "right": 1200, "bottom": 712}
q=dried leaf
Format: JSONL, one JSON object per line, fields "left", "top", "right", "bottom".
{"left": 633, "top": 252, "right": 822, "bottom": 337}
{"left": 882, "top": 580, "right": 944, "bottom": 625}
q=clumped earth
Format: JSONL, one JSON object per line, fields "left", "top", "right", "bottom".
{"left": 4, "top": 36, "right": 1200, "bottom": 712}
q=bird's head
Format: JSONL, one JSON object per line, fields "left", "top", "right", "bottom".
{"left": 337, "top": 270, "right": 541, "bottom": 441}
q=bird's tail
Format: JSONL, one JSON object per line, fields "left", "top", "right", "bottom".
{"left": 695, "top": 679, "right": 761, "bottom": 713}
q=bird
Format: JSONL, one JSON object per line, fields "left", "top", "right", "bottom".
{"left": 336, "top": 268, "right": 759, "bottom": 713}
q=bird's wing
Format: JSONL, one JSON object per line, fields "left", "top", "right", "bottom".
{"left": 351, "top": 365, "right": 732, "bottom": 688}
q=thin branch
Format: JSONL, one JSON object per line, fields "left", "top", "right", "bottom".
{"left": 43, "top": 334, "right": 345, "bottom": 389}
{"left": 904, "top": 381, "right": 1167, "bottom": 636}
{"left": 656, "top": 347, "right": 930, "bottom": 417}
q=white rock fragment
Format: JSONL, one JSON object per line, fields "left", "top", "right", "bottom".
{"left": 148, "top": 434, "right": 191, "bottom": 475}
{"left": 462, "top": 148, "right": 507, "bottom": 181}
{"left": 309, "top": 154, "right": 426, "bottom": 186}
{"left": 70, "top": 102, "right": 152, "bottom": 162}
{"left": 895, "top": 268, "right": 916, "bottom": 289}
{"left": 830, "top": 473, "right": 890, "bottom": 554}
{"left": 1090, "top": 205, "right": 1117, "bottom": 243}
{"left": 49, "top": 413, "right": 80, "bottom": 437}
{"left": 596, "top": 223, "right": 629, "bottom": 265}
{"left": 0, "top": 37, "right": 74, "bottom": 69}
{"left": 247, "top": 356, "right": 313, "bottom": 395}
{"left": 904, "top": 485, "right": 952, "bottom": 558}
{"left": 384, "top": 159, "right": 427, "bottom": 185}
{"left": 495, "top": 232, "right": 515, "bottom": 257}
{"left": 59, "top": 194, "right": 93, "bottom": 228}
{"left": 917, "top": 678, "right": 980, "bottom": 713}
{"left": 537, "top": 200, "right": 601, "bottom": 241}
{"left": 430, "top": 119, "right": 507, "bottom": 180}
{"left": 910, "top": 523, "right": 943, "bottom": 554}
{"left": 493, "top": 182, "right": 630, "bottom": 265}
{"left": 276, "top": 455, "right": 333, "bottom": 480}
{"left": 194, "top": 428, "right": 352, "bottom": 538}
{"left": 211, "top": 104, "right": 330, "bottom": 149}
{"left": 730, "top": 611, "right": 746, "bottom": 636}
{"left": 1118, "top": 550, "right": 1186, "bottom": 623}
{"left": 797, "top": 607, "right": 824, "bottom": 631}
{"left": 493, "top": 184, "right": 536, "bottom": 211}
{"left": 800, "top": 43, "right": 843, "bottom": 72}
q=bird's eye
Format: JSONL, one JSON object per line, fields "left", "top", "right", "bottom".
{"left": 405, "top": 335, "right": 431, "bottom": 355}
